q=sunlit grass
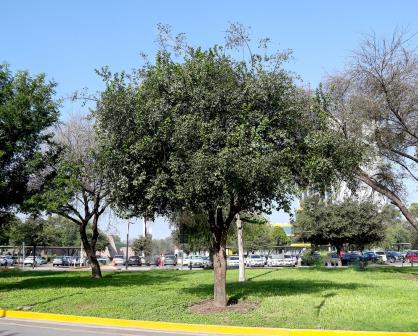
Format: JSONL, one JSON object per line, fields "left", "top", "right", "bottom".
{"left": 1, "top": 267, "right": 418, "bottom": 331}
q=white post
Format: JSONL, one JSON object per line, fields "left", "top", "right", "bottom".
{"left": 236, "top": 213, "right": 245, "bottom": 282}
{"left": 22, "top": 242, "right": 25, "bottom": 268}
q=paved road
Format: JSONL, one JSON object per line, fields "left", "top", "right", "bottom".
{"left": 0, "top": 318, "right": 221, "bottom": 336}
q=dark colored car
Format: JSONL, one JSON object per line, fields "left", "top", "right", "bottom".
{"left": 128, "top": 256, "right": 142, "bottom": 266}
{"left": 362, "top": 251, "right": 379, "bottom": 262}
{"left": 341, "top": 253, "right": 363, "bottom": 266}
{"left": 385, "top": 251, "right": 402, "bottom": 263}
{"left": 406, "top": 251, "right": 418, "bottom": 263}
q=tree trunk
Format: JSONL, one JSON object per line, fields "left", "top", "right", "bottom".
{"left": 213, "top": 239, "right": 227, "bottom": 307}
{"left": 356, "top": 169, "right": 418, "bottom": 231}
{"left": 210, "top": 207, "right": 233, "bottom": 307}
{"left": 336, "top": 245, "right": 342, "bottom": 267}
{"left": 235, "top": 213, "right": 245, "bottom": 282}
{"left": 79, "top": 222, "right": 102, "bottom": 279}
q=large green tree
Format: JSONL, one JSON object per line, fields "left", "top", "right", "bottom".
{"left": 0, "top": 64, "right": 59, "bottom": 228}
{"left": 294, "top": 196, "right": 385, "bottom": 253}
{"left": 96, "top": 25, "right": 361, "bottom": 306}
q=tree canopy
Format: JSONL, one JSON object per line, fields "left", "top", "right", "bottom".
{"left": 0, "top": 64, "right": 59, "bottom": 220}
{"left": 96, "top": 25, "right": 362, "bottom": 306}
{"left": 293, "top": 196, "right": 385, "bottom": 252}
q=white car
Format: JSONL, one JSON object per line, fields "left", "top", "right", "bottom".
{"left": 113, "top": 255, "right": 125, "bottom": 266}
{"left": 246, "top": 255, "right": 265, "bottom": 267}
{"left": 267, "top": 255, "right": 283, "bottom": 267}
{"left": 282, "top": 254, "right": 297, "bottom": 267}
{"left": 182, "top": 256, "right": 190, "bottom": 266}
{"left": 190, "top": 256, "right": 204, "bottom": 268}
{"left": 374, "top": 251, "right": 387, "bottom": 262}
{"left": 227, "top": 255, "right": 240, "bottom": 268}
{"left": 0, "top": 256, "right": 14, "bottom": 266}
{"left": 23, "top": 256, "right": 43, "bottom": 266}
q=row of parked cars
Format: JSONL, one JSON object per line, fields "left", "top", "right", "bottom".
{"left": 324, "top": 250, "right": 418, "bottom": 266}
{"left": 227, "top": 254, "right": 298, "bottom": 268}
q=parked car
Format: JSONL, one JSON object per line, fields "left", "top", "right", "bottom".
{"left": 373, "top": 251, "right": 387, "bottom": 262}
{"left": 202, "top": 256, "right": 212, "bottom": 268}
{"left": 406, "top": 251, "right": 418, "bottom": 263}
{"left": 0, "top": 255, "right": 15, "bottom": 266}
{"left": 127, "top": 256, "right": 142, "bottom": 266}
{"left": 113, "top": 255, "right": 125, "bottom": 266}
{"left": 385, "top": 251, "right": 402, "bottom": 263}
{"left": 246, "top": 254, "right": 265, "bottom": 267}
{"left": 267, "top": 255, "right": 282, "bottom": 267}
{"left": 341, "top": 253, "right": 363, "bottom": 266}
{"left": 362, "top": 251, "right": 380, "bottom": 262}
{"left": 53, "top": 256, "right": 71, "bottom": 267}
{"left": 227, "top": 255, "right": 240, "bottom": 268}
{"left": 282, "top": 254, "right": 297, "bottom": 267}
{"left": 164, "top": 254, "right": 177, "bottom": 266}
{"left": 0, "top": 255, "right": 14, "bottom": 266}
{"left": 181, "top": 256, "right": 190, "bottom": 266}
{"left": 190, "top": 255, "right": 204, "bottom": 268}
{"left": 23, "top": 256, "right": 43, "bottom": 266}
{"left": 324, "top": 253, "right": 340, "bottom": 266}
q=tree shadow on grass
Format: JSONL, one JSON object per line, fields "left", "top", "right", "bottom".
{"left": 0, "top": 270, "right": 191, "bottom": 292}
{"left": 183, "top": 278, "right": 369, "bottom": 301}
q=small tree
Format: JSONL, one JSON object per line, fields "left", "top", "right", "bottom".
{"left": 27, "top": 115, "right": 109, "bottom": 278}
{"left": 132, "top": 235, "right": 152, "bottom": 260}
{"left": 271, "top": 226, "right": 290, "bottom": 247}
{"left": 294, "top": 196, "right": 385, "bottom": 253}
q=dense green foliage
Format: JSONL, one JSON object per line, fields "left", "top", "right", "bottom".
{"left": 294, "top": 196, "right": 385, "bottom": 251}
{"left": 7, "top": 215, "right": 109, "bottom": 250}
{"left": 95, "top": 26, "right": 363, "bottom": 304}
{"left": 0, "top": 64, "right": 59, "bottom": 218}
{"left": 131, "top": 235, "right": 153, "bottom": 258}
{"left": 1, "top": 268, "right": 418, "bottom": 332}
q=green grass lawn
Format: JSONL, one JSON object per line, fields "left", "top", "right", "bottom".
{"left": 1, "top": 267, "right": 418, "bottom": 331}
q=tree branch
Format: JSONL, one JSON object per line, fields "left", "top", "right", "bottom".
{"left": 356, "top": 169, "right": 418, "bottom": 231}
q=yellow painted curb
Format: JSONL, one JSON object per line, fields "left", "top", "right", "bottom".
{"left": 0, "top": 309, "right": 417, "bottom": 336}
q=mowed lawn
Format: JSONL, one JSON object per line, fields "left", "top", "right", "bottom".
{"left": 1, "top": 267, "right": 418, "bottom": 331}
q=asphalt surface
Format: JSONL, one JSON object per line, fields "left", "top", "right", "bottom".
{"left": 0, "top": 318, "right": 221, "bottom": 336}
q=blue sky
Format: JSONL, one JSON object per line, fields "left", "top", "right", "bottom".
{"left": 2, "top": 1, "right": 417, "bottom": 239}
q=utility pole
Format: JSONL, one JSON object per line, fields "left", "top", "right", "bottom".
{"left": 236, "top": 213, "right": 245, "bottom": 282}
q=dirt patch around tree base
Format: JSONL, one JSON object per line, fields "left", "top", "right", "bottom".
{"left": 189, "top": 298, "right": 258, "bottom": 314}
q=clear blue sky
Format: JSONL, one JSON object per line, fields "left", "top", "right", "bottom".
{"left": 2, "top": 1, "right": 417, "bottom": 239}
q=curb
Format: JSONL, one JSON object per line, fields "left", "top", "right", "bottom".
{"left": 0, "top": 309, "right": 417, "bottom": 336}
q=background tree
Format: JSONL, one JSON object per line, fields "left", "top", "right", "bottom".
{"left": 0, "top": 64, "right": 59, "bottom": 229}
{"left": 96, "top": 24, "right": 362, "bottom": 307}
{"left": 293, "top": 196, "right": 385, "bottom": 253}
{"left": 323, "top": 30, "right": 418, "bottom": 231}
{"left": 9, "top": 216, "right": 51, "bottom": 265}
{"left": 271, "top": 225, "right": 291, "bottom": 247}
{"left": 132, "top": 235, "right": 153, "bottom": 260}
{"left": 170, "top": 211, "right": 212, "bottom": 254}
{"left": 27, "top": 115, "right": 109, "bottom": 278}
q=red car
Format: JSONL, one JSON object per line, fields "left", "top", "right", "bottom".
{"left": 406, "top": 251, "right": 418, "bottom": 263}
